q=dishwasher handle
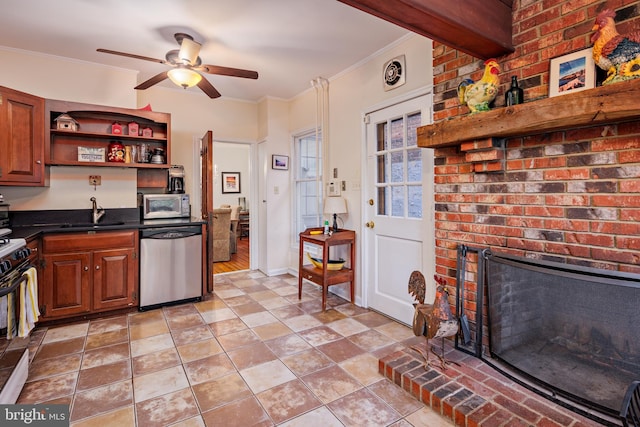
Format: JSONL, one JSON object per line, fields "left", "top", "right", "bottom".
{"left": 141, "top": 226, "right": 202, "bottom": 239}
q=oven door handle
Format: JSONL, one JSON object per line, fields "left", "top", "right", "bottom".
{"left": 0, "top": 274, "right": 28, "bottom": 298}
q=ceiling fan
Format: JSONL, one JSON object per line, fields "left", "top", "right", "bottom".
{"left": 97, "top": 33, "right": 258, "bottom": 98}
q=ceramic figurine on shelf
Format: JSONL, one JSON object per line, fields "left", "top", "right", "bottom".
{"left": 457, "top": 59, "right": 500, "bottom": 113}
{"left": 591, "top": 9, "right": 640, "bottom": 84}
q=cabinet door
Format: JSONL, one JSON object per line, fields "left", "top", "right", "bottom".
{"left": 41, "top": 252, "right": 91, "bottom": 319}
{"left": 0, "top": 86, "right": 45, "bottom": 185}
{"left": 92, "top": 248, "right": 137, "bottom": 311}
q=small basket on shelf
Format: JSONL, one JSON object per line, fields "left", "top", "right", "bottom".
{"left": 306, "top": 253, "right": 345, "bottom": 270}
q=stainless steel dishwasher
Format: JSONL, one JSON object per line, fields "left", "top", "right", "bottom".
{"left": 139, "top": 225, "right": 202, "bottom": 310}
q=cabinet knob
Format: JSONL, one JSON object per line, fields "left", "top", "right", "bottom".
{"left": 36, "top": 160, "right": 42, "bottom": 164}
{"left": 84, "top": 266, "right": 89, "bottom": 271}
{"left": 95, "top": 265, "right": 100, "bottom": 270}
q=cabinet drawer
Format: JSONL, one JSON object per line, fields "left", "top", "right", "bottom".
{"left": 43, "top": 230, "right": 136, "bottom": 252}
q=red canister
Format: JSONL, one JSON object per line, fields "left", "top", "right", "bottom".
{"left": 108, "top": 141, "right": 125, "bottom": 162}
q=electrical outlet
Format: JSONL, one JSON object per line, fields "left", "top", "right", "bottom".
{"left": 89, "top": 175, "right": 101, "bottom": 186}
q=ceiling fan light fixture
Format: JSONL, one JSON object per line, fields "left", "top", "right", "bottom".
{"left": 168, "top": 67, "right": 202, "bottom": 89}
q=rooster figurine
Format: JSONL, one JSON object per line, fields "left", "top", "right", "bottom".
{"left": 457, "top": 59, "right": 500, "bottom": 113}
{"left": 591, "top": 9, "right": 640, "bottom": 84}
{"left": 408, "top": 272, "right": 459, "bottom": 370}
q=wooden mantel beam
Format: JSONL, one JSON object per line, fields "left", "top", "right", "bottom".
{"left": 417, "top": 79, "right": 640, "bottom": 148}
{"left": 338, "top": 0, "right": 514, "bottom": 59}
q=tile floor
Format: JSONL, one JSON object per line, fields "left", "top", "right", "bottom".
{"left": 6, "top": 271, "right": 454, "bottom": 427}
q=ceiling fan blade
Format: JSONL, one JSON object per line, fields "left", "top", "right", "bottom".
{"left": 197, "top": 77, "right": 221, "bottom": 99}
{"left": 135, "top": 71, "right": 169, "bottom": 90}
{"left": 97, "top": 48, "right": 166, "bottom": 64}
{"left": 198, "top": 64, "right": 259, "bottom": 79}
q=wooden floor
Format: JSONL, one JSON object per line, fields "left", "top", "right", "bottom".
{"left": 213, "top": 236, "right": 249, "bottom": 274}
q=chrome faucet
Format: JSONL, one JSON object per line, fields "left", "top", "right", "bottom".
{"left": 90, "top": 197, "right": 105, "bottom": 224}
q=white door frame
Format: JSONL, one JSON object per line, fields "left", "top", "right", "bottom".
{"left": 360, "top": 87, "right": 434, "bottom": 317}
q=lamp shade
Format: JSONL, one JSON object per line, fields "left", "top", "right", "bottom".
{"left": 324, "top": 197, "right": 347, "bottom": 215}
{"left": 168, "top": 67, "right": 202, "bottom": 89}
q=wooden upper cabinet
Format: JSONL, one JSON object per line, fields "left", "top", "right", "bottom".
{"left": 0, "top": 86, "right": 45, "bottom": 186}
{"left": 338, "top": 0, "right": 514, "bottom": 59}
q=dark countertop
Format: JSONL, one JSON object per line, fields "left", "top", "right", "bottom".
{"left": 8, "top": 208, "right": 205, "bottom": 240}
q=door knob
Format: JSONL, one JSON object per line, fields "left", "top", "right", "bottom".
{"left": 365, "top": 221, "right": 375, "bottom": 228}
{"left": 368, "top": 199, "right": 374, "bottom": 206}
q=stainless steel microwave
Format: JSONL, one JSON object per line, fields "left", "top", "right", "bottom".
{"left": 142, "top": 194, "right": 190, "bottom": 220}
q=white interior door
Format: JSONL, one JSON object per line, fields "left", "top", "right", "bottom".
{"left": 364, "top": 94, "right": 434, "bottom": 325}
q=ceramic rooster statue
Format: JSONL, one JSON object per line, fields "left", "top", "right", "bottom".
{"left": 591, "top": 9, "right": 640, "bottom": 84}
{"left": 408, "top": 271, "right": 459, "bottom": 370}
{"left": 457, "top": 59, "right": 500, "bottom": 113}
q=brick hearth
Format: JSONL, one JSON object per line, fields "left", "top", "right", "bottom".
{"left": 379, "top": 343, "right": 611, "bottom": 427}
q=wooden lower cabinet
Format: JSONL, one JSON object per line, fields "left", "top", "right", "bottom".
{"left": 41, "top": 231, "right": 138, "bottom": 320}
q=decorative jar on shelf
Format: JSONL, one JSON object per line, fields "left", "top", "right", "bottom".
{"left": 108, "top": 141, "right": 125, "bottom": 162}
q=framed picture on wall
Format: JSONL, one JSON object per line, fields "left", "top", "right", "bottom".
{"left": 272, "top": 154, "right": 289, "bottom": 170}
{"left": 222, "top": 172, "right": 241, "bottom": 193}
{"left": 549, "top": 48, "right": 596, "bottom": 97}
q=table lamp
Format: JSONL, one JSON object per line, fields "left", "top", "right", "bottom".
{"left": 324, "top": 197, "right": 347, "bottom": 232}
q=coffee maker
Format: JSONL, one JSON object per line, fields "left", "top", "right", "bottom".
{"left": 168, "top": 165, "right": 185, "bottom": 194}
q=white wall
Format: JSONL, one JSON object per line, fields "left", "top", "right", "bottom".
{"left": 213, "top": 142, "right": 250, "bottom": 207}
{"left": 286, "top": 34, "right": 433, "bottom": 301}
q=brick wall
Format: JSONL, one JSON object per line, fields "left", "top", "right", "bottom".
{"left": 430, "top": 0, "right": 640, "bottom": 342}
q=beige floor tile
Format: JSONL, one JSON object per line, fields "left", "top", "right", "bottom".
{"left": 81, "top": 342, "right": 130, "bottom": 370}
{"left": 327, "top": 317, "right": 370, "bottom": 337}
{"left": 278, "top": 406, "right": 344, "bottom": 427}
{"left": 404, "top": 407, "right": 456, "bottom": 427}
{"left": 280, "top": 348, "right": 334, "bottom": 377}
{"left": 328, "top": 388, "right": 401, "bottom": 427}
{"left": 84, "top": 328, "right": 129, "bottom": 351}
{"left": 133, "top": 365, "right": 189, "bottom": 402}
{"left": 375, "top": 321, "right": 414, "bottom": 341}
{"left": 301, "top": 365, "right": 363, "bottom": 404}
{"left": 129, "top": 319, "right": 169, "bottom": 341}
{"left": 130, "top": 333, "right": 174, "bottom": 358}
{"left": 132, "top": 347, "right": 181, "bottom": 376}
{"left": 240, "top": 311, "right": 278, "bottom": 328}
{"left": 71, "top": 379, "right": 133, "bottom": 422}
{"left": 128, "top": 309, "right": 164, "bottom": 326}
{"left": 69, "top": 405, "right": 135, "bottom": 427}
{"left": 216, "top": 329, "right": 260, "bottom": 351}
{"left": 135, "top": 387, "right": 199, "bottom": 427}
{"left": 166, "top": 313, "right": 205, "bottom": 331}
{"left": 256, "top": 379, "right": 322, "bottom": 424}
{"left": 346, "top": 328, "right": 396, "bottom": 352}
{"left": 208, "top": 318, "right": 247, "bottom": 336}
{"left": 171, "top": 324, "right": 213, "bottom": 346}
{"left": 339, "top": 352, "right": 383, "bottom": 386}
{"left": 317, "top": 337, "right": 366, "bottom": 363}
{"left": 183, "top": 352, "right": 235, "bottom": 385}
{"left": 252, "top": 321, "right": 292, "bottom": 341}
{"left": 192, "top": 372, "right": 252, "bottom": 412}
{"left": 17, "top": 371, "right": 78, "bottom": 404}
{"left": 239, "top": 359, "right": 296, "bottom": 394}
{"left": 265, "top": 333, "right": 311, "bottom": 358}
{"left": 227, "top": 342, "right": 277, "bottom": 370}
{"left": 368, "top": 378, "right": 424, "bottom": 416}
{"left": 258, "top": 296, "right": 292, "bottom": 310}
{"left": 177, "top": 338, "right": 223, "bottom": 363}
{"left": 281, "top": 314, "right": 323, "bottom": 332}
{"left": 198, "top": 307, "right": 237, "bottom": 324}
{"left": 193, "top": 298, "right": 227, "bottom": 313}
{"left": 34, "top": 337, "right": 85, "bottom": 361}
{"left": 42, "top": 322, "right": 89, "bottom": 344}
{"left": 28, "top": 352, "right": 82, "bottom": 381}
{"left": 87, "top": 316, "right": 128, "bottom": 335}
{"left": 168, "top": 415, "right": 205, "bottom": 427}
{"left": 297, "top": 325, "right": 343, "bottom": 346}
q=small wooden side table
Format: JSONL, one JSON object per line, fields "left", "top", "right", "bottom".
{"left": 298, "top": 228, "right": 355, "bottom": 311}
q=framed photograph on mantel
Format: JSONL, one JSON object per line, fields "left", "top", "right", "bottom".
{"left": 549, "top": 48, "right": 596, "bottom": 97}
{"left": 222, "top": 172, "right": 241, "bottom": 194}
{"left": 272, "top": 154, "right": 289, "bottom": 170}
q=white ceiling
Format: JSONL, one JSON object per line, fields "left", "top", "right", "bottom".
{"left": 0, "top": 0, "right": 410, "bottom": 101}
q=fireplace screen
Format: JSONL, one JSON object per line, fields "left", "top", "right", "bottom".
{"left": 486, "top": 252, "right": 640, "bottom": 415}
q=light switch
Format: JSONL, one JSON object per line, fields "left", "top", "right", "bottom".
{"left": 274, "top": 186, "right": 279, "bottom": 195}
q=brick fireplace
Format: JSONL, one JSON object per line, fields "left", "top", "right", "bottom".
{"left": 382, "top": 1, "right": 640, "bottom": 425}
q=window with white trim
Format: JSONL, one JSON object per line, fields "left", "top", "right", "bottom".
{"left": 294, "top": 130, "right": 322, "bottom": 241}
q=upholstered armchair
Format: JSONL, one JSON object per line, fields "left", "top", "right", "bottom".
{"left": 211, "top": 207, "right": 231, "bottom": 262}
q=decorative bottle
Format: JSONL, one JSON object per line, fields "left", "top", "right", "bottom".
{"left": 505, "top": 76, "right": 524, "bottom": 106}
{"left": 323, "top": 220, "right": 330, "bottom": 235}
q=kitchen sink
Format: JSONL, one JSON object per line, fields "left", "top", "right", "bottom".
{"left": 60, "top": 221, "right": 126, "bottom": 228}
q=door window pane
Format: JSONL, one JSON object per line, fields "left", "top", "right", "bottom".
{"left": 390, "top": 118, "right": 403, "bottom": 149}
{"left": 408, "top": 185, "right": 422, "bottom": 218}
{"left": 390, "top": 151, "right": 404, "bottom": 182}
{"left": 407, "top": 148, "right": 421, "bottom": 182}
